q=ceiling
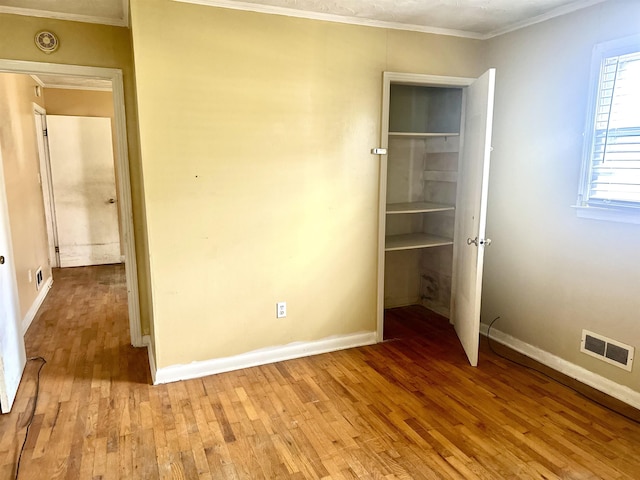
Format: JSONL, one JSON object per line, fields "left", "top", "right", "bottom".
{"left": 0, "top": 0, "right": 128, "bottom": 27}
{"left": 0, "top": 0, "right": 608, "bottom": 38}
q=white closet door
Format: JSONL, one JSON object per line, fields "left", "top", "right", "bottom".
{"left": 451, "top": 69, "right": 496, "bottom": 366}
{"left": 47, "top": 116, "right": 120, "bottom": 267}
{"left": 0, "top": 148, "right": 26, "bottom": 413}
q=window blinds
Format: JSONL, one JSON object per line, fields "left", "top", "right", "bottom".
{"left": 588, "top": 51, "right": 640, "bottom": 207}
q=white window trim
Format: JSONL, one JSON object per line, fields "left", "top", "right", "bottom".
{"left": 575, "top": 34, "right": 640, "bottom": 224}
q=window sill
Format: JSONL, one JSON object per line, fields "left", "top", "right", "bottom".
{"left": 573, "top": 205, "right": 640, "bottom": 225}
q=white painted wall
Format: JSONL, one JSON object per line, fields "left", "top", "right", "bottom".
{"left": 482, "top": 0, "right": 640, "bottom": 391}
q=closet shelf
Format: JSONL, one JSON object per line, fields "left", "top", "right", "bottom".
{"left": 389, "top": 132, "right": 459, "bottom": 138}
{"left": 385, "top": 233, "right": 453, "bottom": 251}
{"left": 423, "top": 171, "right": 458, "bottom": 183}
{"left": 386, "top": 201, "right": 454, "bottom": 214}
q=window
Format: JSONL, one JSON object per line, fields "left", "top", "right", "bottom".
{"left": 577, "top": 35, "right": 640, "bottom": 224}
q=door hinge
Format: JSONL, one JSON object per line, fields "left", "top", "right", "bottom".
{"left": 55, "top": 246, "right": 59, "bottom": 253}
{"left": 43, "top": 128, "right": 48, "bottom": 137}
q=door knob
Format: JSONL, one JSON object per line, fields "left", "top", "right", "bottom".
{"left": 0, "top": 255, "right": 4, "bottom": 264}
{"left": 108, "top": 198, "right": 116, "bottom": 204}
{"left": 467, "top": 237, "right": 492, "bottom": 247}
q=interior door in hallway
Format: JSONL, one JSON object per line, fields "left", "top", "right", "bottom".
{"left": 47, "top": 115, "right": 120, "bottom": 267}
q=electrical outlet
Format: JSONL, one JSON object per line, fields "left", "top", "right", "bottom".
{"left": 277, "top": 301, "right": 287, "bottom": 318}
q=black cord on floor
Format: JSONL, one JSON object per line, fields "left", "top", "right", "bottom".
{"left": 15, "top": 356, "right": 46, "bottom": 480}
{"left": 486, "top": 317, "right": 640, "bottom": 425}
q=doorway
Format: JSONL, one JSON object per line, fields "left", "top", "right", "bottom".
{"left": 0, "top": 61, "right": 141, "bottom": 344}
{"left": 39, "top": 112, "right": 121, "bottom": 268}
{"left": 0, "top": 60, "right": 143, "bottom": 411}
{"left": 376, "top": 71, "right": 496, "bottom": 366}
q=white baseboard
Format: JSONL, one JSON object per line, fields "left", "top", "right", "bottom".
{"left": 21, "top": 276, "right": 53, "bottom": 334}
{"left": 153, "top": 331, "right": 377, "bottom": 385}
{"left": 142, "top": 335, "right": 157, "bottom": 384}
{"left": 480, "top": 323, "right": 640, "bottom": 410}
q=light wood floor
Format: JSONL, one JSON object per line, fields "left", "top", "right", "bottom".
{"left": 1, "top": 265, "right": 639, "bottom": 479}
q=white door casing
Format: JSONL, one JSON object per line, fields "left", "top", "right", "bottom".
{"left": 0, "top": 144, "right": 27, "bottom": 413}
{"left": 47, "top": 115, "right": 120, "bottom": 267}
{"left": 0, "top": 59, "right": 142, "bottom": 349}
{"left": 451, "top": 68, "right": 496, "bottom": 366}
{"left": 33, "top": 105, "right": 59, "bottom": 268}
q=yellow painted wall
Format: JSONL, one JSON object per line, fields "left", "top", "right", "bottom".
{"left": 483, "top": 0, "right": 640, "bottom": 391}
{"left": 44, "top": 88, "right": 115, "bottom": 137}
{"left": 0, "top": 73, "right": 50, "bottom": 320}
{"left": 0, "top": 13, "right": 152, "bottom": 335}
{"left": 130, "top": 0, "right": 485, "bottom": 368}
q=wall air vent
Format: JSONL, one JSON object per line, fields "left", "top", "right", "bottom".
{"left": 580, "top": 330, "right": 634, "bottom": 371}
{"left": 35, "top": 267, "right": 43, "bottom": 291}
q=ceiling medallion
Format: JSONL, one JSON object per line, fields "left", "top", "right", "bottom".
{"left": 34, "top": 31, "right": 59, "bottom": 54}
